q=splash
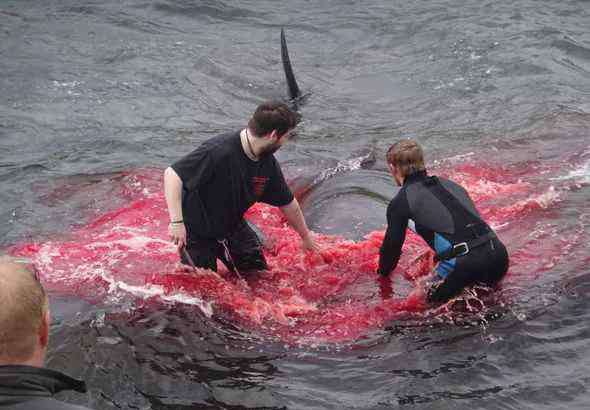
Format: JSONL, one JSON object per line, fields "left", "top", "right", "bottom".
{"left": 8, "top": 155, "right": 586, "bottom": 344}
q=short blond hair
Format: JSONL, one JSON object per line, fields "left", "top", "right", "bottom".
{"left": 0, "top": 258, "right": 48, "bottom": 363}
{"left": 386, "top": 139, "right": 426, "bottom": 178}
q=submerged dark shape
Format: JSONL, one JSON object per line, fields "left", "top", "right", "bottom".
{"left": 281, "top": 28, "right": 301, "bottom": 101}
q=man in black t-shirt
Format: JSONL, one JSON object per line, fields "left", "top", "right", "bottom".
{"left": 164, "top": 101, "right": 319, "bottom": 274}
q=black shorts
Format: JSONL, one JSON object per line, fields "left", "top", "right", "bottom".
{"left": 427, "top": 237, "right": 509, "bottom": 304}
{"left": 182, "top": 220, "right": 268, "bottom": 273}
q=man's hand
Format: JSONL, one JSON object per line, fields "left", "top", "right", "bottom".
{"left": 301, "top": 234, "right": 320, "bottom": 253}
{"left": 169, "top": 223, "right": 187, "bottom": 250}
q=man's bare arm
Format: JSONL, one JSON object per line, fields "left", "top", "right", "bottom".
{"left": 164, "top": 167, "right": 186, "bottom": 249}
{"left": 279, "top": 198, "right": 319, "bottom": 252}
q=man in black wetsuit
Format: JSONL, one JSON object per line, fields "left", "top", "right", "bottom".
{"left": 377, "top": 140, "right": 509, "bottom": 303}
{"left": 164, "top": 101, "right": 319, "bottom": 274}
{"left": 0, "top": 257, "right": 92, "bottom": 410}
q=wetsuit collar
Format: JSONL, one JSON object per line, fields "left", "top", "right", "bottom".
{"left": 403, "top": 170, "right": 428, "bottom": 186}
{"left": 0, "top": 365, "right": 87, "bottom": 398}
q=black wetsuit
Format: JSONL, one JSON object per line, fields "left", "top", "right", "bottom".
{"left": 171, "top": 131, "right": 294, "bottom": 273}
{"left": 0, "top": 365, "right": 90, "bottom": 410}
{"left": 378, "top": 171, "right": 509, "bottom": 303}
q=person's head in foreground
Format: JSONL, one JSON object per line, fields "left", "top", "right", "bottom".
{"left": 0, "top": 257, "right": 49, "bottom": 367}
{"left": 0, "top": 256, "right": 91, "bottom": 410}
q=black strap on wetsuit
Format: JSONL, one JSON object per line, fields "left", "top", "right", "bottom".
{"left": 422, "top": 176, "right": 496, "bottom": 262}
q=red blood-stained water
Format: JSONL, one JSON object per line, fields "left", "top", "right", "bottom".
{"left": 8, "top": 158, "right": 584, "bottom": 344}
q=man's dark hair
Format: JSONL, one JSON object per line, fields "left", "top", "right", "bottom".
{"left": 248, "top": 101, "right": 297, "bottom": 138}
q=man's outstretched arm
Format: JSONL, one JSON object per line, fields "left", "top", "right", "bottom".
{"left": 377, "top": 194, "right": 410, "bottom": 276}
{"left": 164, "top": 167, "right": 186, "bottom": 249}
{"left": 377, "top": 221, "right": 406, "bottom": 276}
{"left": 279, "top": 198, "right": 320, "bottom": 252}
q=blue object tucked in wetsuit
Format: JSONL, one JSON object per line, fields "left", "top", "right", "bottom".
{"left": 378, "top": 171, "right": 509, "bottom": 303}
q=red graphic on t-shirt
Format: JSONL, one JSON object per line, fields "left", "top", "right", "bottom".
{"left": 252, "top": 176, "right": 268, "bottom": 198}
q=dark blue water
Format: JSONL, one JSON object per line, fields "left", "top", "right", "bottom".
{"left": 2, "top": 0, "right": 590, "bottom": 408}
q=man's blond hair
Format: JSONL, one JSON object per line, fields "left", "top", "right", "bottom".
{"left": 386, "top": 139, "right": 426, "bottom": 178}
{"left": 0, "top": 258, "right": 48, "bottom": 363}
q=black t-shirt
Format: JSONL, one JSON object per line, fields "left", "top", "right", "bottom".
{"left": 171, "top": 131, "right": 294, "bottom": 239}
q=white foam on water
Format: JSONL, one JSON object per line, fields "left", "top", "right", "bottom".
{"left": 312, "top": 152, "right": 374, "bottom": 185}
{"left": 33, "top": 242, "right": 213, "bottom": 317}
{"left": 99, "top": 269, "right": 214, "bottom": 317}
{"left": 432, "top": 152, "right": 475, "bottom": 166}
{"left": 533, "top": 186, "right": 560, "bottom": 208}
{"left": 551, "top": 159, "right": 590, "bottom": 184}
{"left": 86, "top": 231, "right": 173, "bottom": 253}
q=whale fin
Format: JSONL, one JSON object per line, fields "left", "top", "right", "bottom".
{"left": 281, "top": 28, "right": 301, "bottom": 100}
